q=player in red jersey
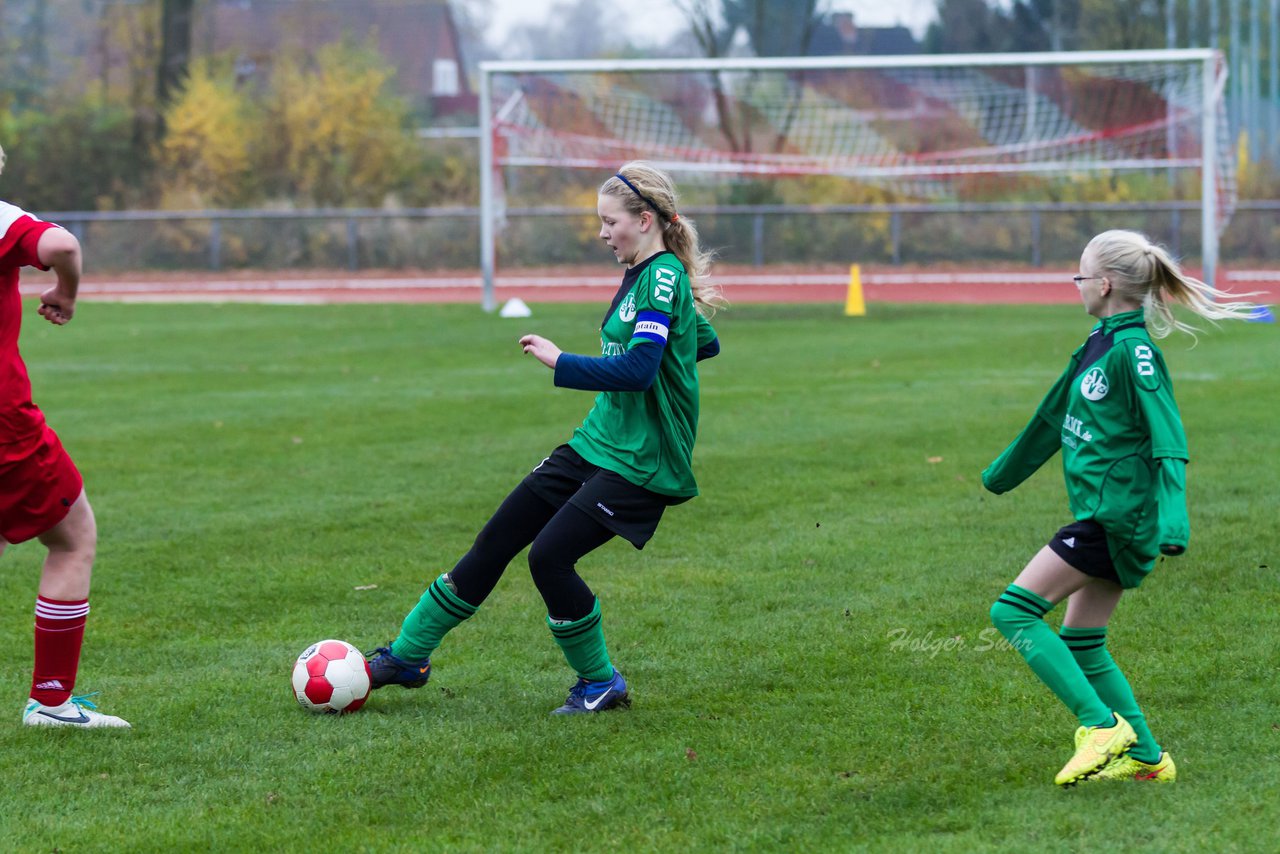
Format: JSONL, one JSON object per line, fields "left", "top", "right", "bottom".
{"left": 0, "top": 144, "right": 128, "bottom": 727}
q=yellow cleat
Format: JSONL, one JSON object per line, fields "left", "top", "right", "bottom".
{"left": 1054, "top": 713, "right": 1137, "bottom": 786}
{"left": 1087, "top": 751, "right": 1177, "bottom": 783}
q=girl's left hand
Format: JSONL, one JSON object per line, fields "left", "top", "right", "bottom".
{"left": 520, "top": 334, "right": 561, "bottom": 368}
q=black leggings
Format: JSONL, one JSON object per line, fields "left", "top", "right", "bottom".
{"left": 447, "top": 482, "right": 615, "bottom": 621}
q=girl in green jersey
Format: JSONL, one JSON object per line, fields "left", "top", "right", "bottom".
{"left": 983, "top": 229, "right": 1256, "bottom": 785}
{"left": 366, "top": 162, "right": 722, "bottom": 714}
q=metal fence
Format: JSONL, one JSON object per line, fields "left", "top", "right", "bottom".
{"left": 42, "top": 200, "right": 1280, "bottom": 274}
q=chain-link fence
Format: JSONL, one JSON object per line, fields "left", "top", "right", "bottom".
{"left": 43, "top": 201, "right": 1280, "bottom": 274}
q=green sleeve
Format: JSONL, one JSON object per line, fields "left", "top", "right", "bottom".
{"left": 1128, "top": 342, "right": 1188, "bottom": 460}
{"left": 981, "top": 360, "right": 1074, "bottom": 494}
{"left": 695, "top": 312, "right": 717, "bottom": 349}
{"left": 1127, "top": 341, "right": 1190, "bottom": 554}
{"left": 1154, "top": 458, "right": 1189, "bottom": 555}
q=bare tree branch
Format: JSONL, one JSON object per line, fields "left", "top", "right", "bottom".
{"left": 771, "top": 0, "right": 825, "bottom": 153}
{"left": 675, "top": 0, "right": 743, "bottom": 152}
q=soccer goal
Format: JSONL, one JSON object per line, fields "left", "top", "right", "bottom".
{"left": 477, "top": 50, "right": 1231, "bottom": 309}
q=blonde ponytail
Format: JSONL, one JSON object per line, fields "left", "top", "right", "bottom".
{"left": 1086, "top": 230, "right": 1258, "bottom": 338}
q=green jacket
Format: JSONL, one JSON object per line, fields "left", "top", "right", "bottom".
{"left": 983, "top": 310, "right": 1189, "bottom": 587}
{"left": 568, "top": 251, "right": 714, "bottom": 498}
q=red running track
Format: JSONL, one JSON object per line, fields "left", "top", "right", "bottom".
{"left": 18, "top": 266, "right": 1280, "bottom": 306}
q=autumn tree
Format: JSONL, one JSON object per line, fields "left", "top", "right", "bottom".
{"left": 925, "top": 0, "right": 1009, "bottom": 52}
{"left": 675, "top": 0, "right": 828, "bottom": 155}
{"left": 924, "top": 0, "right": 1175, "bottom": 54}
{"left": 159, "top": 61, "right": 255, "bottom": 206}
{"left": 0, "top": 96, "right": 143, "bottom": 210}
{"left": 258, "top": 42, "right": 417, "bottom": 206}
{"left": 156, "top": 0, "right": 196, "bottom": 124}
{"left": 0, "top": 0, "right": 50, "bottom": 110}
{"left": 1075, "top": 0, "right": 1165, "bottom": 50}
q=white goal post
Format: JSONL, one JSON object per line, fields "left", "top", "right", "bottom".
{"left": 477, "top": 50, "right": 1230, "bottom": 309}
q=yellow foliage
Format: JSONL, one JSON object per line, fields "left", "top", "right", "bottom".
{"left": 262, "top": 42, "right": 414, "bottom": 206}
{"left": 161, "top": 63, "right": 254, "bottom": 205}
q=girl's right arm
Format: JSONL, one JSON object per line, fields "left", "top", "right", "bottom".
{"left": 982, "top": 361, "right": 1074, "bottom": 494}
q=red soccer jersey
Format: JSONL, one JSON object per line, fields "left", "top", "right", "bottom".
{"left": 1, "top": 200, "right": 58, "bottom": 463}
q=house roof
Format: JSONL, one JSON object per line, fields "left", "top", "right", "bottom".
{"left": 200, "top": 0, "right": 470, "bottom": 100}
{"left": 809, "top": 12, "right": 921, "bottom": 56}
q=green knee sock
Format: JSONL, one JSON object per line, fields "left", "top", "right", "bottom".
{"left": 1061, "top": 626, "right": 1162, "bottom": 763}
{"left": 547, "top": 598, "right": 615, "bottom": 683}
{"left": 391, "top": 574, "right": 478, "bottom": 662}
{"left": 989, "top": 584, "right": 1113, "bottom": 728}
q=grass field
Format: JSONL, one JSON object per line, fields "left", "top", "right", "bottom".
{"left": 0, "top": 300, "right": 1276, "bottom": 852}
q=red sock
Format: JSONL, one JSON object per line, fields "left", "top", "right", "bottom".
{"left": 31, "top": 596, "right": 89, "bottom": 707}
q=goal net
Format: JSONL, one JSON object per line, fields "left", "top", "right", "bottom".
{"left": 478, "top": 51, "right": 1231, "bottom": 305}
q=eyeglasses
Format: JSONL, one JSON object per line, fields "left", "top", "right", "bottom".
{"left": 1072, "top": 275, "right": 1103, "bottom": 286}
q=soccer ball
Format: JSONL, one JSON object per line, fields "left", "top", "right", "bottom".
{"left": 291, "top": 639, "right": 372, "bottom": 714}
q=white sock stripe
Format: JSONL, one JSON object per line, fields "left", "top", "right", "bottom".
{"left": 35, "top": 610, "right": 91, "bottom": 622}
{"left": 35, "top": 601, "right": 90, "bottom": 619}
{"left": 35, "top": 604, "right": 90, "bottom": 615}
{"left": 35, "top": 605, "right": 90, "bottom": 617}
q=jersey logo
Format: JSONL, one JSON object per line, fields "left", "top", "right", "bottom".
{"left": 1080, "top": 367, "right": 1109, "bottom": 401}
{"left": 618, "top": 293, "right": 637, "bottom": 323}
{"left": 653, "top": 267, "right": 677, "bottom": 304}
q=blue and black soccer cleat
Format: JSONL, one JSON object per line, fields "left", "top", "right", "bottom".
{"left": 366, "top": 646, "right": 431, "bottom": 690}
{"left": 551, "top": 669, "right": 630, "bottom": 715}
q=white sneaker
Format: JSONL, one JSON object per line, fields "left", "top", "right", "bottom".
{"left": 22, "top": 694, "right": 131, "bottom": 729}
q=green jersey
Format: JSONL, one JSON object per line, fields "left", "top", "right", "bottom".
{"left": 983, "top": 310, "right": 1189, "bottom": 587}
{"left": 567, "top": 252, "right": 716, "bottom": 498}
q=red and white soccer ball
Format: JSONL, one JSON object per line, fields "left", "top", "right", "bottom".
{"left": 291, "top": 639, "right": 372, "bottom": 714}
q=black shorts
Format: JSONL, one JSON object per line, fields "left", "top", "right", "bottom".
{"left": 1048, "top": 519, "right": 1121, "bottom": 585}
{"left": 521, "top": 445, "right": 685, "bottom": 549}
